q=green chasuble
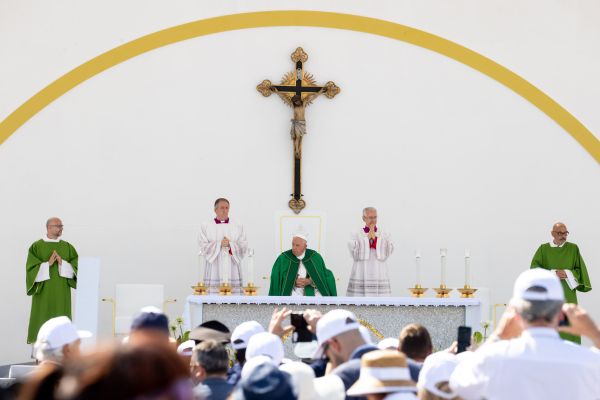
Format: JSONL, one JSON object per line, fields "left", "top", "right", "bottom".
{"left": 269, "top": 249, "right": 337, "bottom": 296}
{"left": 531, "top": 241, "right": 591, "bottom": 344}
{"left": 26, "top": 238, "right": 78, "bottom": 343}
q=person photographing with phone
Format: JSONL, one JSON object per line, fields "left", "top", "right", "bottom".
{"left": 449, "top": 268, "right": 600, "bottom": 400}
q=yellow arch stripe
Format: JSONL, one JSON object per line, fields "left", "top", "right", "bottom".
{"left": 1, "top": 11, "right": 598, "bottom": 162}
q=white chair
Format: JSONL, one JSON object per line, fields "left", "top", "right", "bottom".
{"left": 8, "top": 365, "right": 36, "bottom": 379}
{"left": 0, "top": 378, "right": 16, "bottom": 388}
{"left": 102, "top": 284, "right": 176, "bottom": 336}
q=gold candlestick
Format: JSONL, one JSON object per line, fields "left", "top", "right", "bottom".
{"left": 218, "top": 282, "right": 232, "bottom": 296}
{"left": 191, "top": 282, "right": 208, "bottom": 295}
{"left": 242, "top": 282, "right": 259, "bottom": 296}
{"left": 457, "top": 284, "right": 477, "bottom": 298}
{"left": 408, "top": 284, "right": 428, "bottom": 298}
{"left": 433, "top": 284, "right": 452, "bottom": 298}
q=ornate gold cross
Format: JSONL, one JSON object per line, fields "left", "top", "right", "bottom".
{"left": 257, "top": 47, "right": 340, "bottom": 214}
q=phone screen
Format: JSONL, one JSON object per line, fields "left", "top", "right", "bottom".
{"left": 290, "top": 312, "right": 313, "bottom": 343}
{"left": 457, "top": 326, "right": 472, "bottom": 353}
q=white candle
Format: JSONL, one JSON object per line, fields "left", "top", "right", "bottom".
{"left": 440, "top": 248, "right": 447, "bottom": 285}
{"left": 198, "top": 251, "right": 205, "bottom": 282}
{"left": 222, "top": 269, "right": 229, "bottom": 285}
{"left": 247, "top": 248, "right": 255, "bottom": 284}
{"left": 465, "top": 249, "right": 471, "bottom": 286}
{"left": 415, "top": 249, "right": 422, "bottom": 284}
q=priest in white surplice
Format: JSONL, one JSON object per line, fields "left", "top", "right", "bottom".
{"left": 199, "top": 198, "right": 247, "bottom": 294}
{"left": 347, "top": 207, "right": 393, "bottom": 296}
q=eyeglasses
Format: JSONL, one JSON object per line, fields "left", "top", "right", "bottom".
{"left": 49, "top": 225, "right": 64, "bottom": 228}
{"left": 553, "top": 231, "right": 569, "bottom": 236}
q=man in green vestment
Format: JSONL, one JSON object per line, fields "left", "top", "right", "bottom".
{"left": 531, "top": 222, "right": 592, "bottom": 343}
{"left": 26, "top": 217, "right": 78, "bottom": 343}
{"left": 269, "top": 234, "right": 337, "bottom": 296}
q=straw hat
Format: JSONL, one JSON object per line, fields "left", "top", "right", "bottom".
{"left": 347, "top": 350, "right": 416, "bottom": 396}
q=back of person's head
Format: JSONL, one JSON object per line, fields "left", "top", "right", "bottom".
{"left": 399, "top": 324, "right": 433, "bottom": 362}
{"left": 245, "top": 332, "right": 284, "bottom": 366}
{"left": 128, "top": 308, "right": 171, "bottom": 347}
{"left": 56, "top": 345, "right": 191, "bottom": 400}
{"left": 234, "top": 360, "right": 296, "bottom": 400}
{"left": 192, "top": 339, "right": 229, "bottom": 376}
{"left": 510, "top": 269, "right": 564, "bottom": 326}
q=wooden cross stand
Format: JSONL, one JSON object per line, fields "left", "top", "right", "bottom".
{"left": 257, "top": 47, "right": 340, "bottom": 214}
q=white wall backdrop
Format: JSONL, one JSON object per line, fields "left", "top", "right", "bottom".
{"left": 1, "top": 1, "right": 599, "bottom": 364}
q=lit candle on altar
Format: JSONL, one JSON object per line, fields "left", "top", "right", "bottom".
{"left": 415, "top": 249, "right": 422, "bottom": 284}
{"left": 247, "top": 248, "right": 255, "bottom": 284}
{"left": 465, "top": 249, "right": 471, "bottom": 286}
{"left": 198, "top": 250, "right": 205, "bottom": 282}
{"left": 440, "top": 248, "right": 447, "bottom": 285}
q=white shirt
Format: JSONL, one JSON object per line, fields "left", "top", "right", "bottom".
{"left": 450, "top": 327, "right": 600, "bottom": 400}
{"left": 549, "top": 240, "right": 566, "bottom": 248}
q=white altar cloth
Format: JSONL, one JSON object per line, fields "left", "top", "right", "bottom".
{"left": 183, "top": 295, "right": 482, "bottom": 350}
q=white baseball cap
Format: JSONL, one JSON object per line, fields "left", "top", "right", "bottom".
{"left": 231, "top": 321, "right": 265, "bottom": 350}
{"left": 313, "top": 310, "right": 360, "bottom": 358}
{"left": 246, "top": 332, "right": 284, "bottom": 365}
{"left": 417, "top": 352, "right": 459, "bottom": 399}
{"left": 377, "top": 337, "right": 400, "bottom": 350}
{"left": 511, "top": 268, "right": 564, "bottom": 303}
{"left": 241, "top": 355, "right": 277, "bottom": 381}
{"left": 34, "top": 316, "right": 91, "bottom": 359}
{"left": 177, "top": 339, "right": 195, "bottom": 356}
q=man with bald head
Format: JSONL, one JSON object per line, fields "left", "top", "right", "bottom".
{"left": 531, "top": 222, "right": 591, "bottom": 343}
{"left": 268, "top": 233, "right": 337, "bottom": 296}
{"left": 26, "top": 217, "right": 79, "bottom": 343}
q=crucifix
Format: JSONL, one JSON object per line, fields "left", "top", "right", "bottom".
{"left": 257, "top": 47, "right": 340, "bottom": 214}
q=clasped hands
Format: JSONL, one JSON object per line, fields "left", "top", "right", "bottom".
{"left": 555, "top": 269, "right": 568, "bottom": 279}
{"left": 367, "top": 224, "right": 377, "bottom": 240}
{"left": 220, "top": 236, "right": 230, "bottom": 248}
{"left": 295, "top": 277, "right": 313, "bottom": 288}
{"left": 48, "top": 250, "right": 62, "bottom": 266}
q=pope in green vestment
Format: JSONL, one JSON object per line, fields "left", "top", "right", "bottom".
{"left": 269, "top": 235, "right": 336, "bottom": 296}
{"left": 26, "top": 219, "right": 78, "bottom": 343}
{"left": 530, "top": 223, "right": 591, "bottom": 343}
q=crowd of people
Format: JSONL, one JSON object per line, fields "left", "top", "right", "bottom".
{"left": 4, "top": 268, "right": 600, "bottom": 400}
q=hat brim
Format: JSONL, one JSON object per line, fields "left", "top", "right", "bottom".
{"left": 189, "top": 327, "right": 231, "bottom": 344}
{"left": 346, "top": 377, "right": 416, "bottom": 396}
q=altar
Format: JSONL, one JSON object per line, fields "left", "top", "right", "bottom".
{"left": 184, "top": 296, "right": 481, "bottom": 356}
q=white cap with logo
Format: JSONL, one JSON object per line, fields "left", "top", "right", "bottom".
{"left": 511, "top": 268, "right": 565, "bottom": 303}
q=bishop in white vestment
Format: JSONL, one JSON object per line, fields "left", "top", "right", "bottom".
{"left": 199, "top": 198, "right": 247, "bottom": 294}
{"left": 347, "top": 207, "right": 393, "bottom": 296}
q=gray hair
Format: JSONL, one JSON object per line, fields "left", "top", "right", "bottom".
{"left": 36, "top": 345, "right": 64, "bottom": 362}
{"left": 362, "top": 207, "right": 377, "bottom": 217}
{"left": 512, "top": 299, "right": 563, "bottom": 323}
{"left": 192, "top": 339, "right": 229, "bottom": 374}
